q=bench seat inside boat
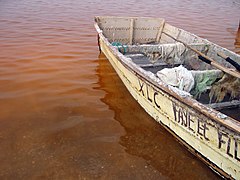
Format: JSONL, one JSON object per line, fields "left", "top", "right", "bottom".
{"left": 120, "top": 42, "right": 212, "bottom": 71}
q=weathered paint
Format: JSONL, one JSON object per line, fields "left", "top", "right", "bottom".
{"left": 95, "top": 18, "right": 240, "bottom": 179}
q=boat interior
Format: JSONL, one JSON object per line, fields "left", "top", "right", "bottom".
{"left": 95, "top": 16, "right": 240, "bottom": 120}
{"left": 125, "top": 43, "right": 240, "bottom": 120}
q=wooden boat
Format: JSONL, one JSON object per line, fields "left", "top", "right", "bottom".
{"left": 94, "top": 16, "right": 240, "bottom": 179}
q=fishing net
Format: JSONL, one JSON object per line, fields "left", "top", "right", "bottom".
{"left": 209, "top": 74, "right": 240, "bottom": 102}
{"left": 111, "top": 42, "right": 127, "bottom": 54}
{"left": 191, "top": 70, "right": 223, "bottom": 98}
{"left": 142, "top": 43, "right": 186, "bottom": 64}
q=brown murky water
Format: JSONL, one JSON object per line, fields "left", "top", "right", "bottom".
{"left": 0, "top": 0, "right": 239, "bottom": 179}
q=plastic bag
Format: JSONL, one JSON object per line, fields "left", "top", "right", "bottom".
{"left": 156, "top": 65, "right": 194, "bottom": 92}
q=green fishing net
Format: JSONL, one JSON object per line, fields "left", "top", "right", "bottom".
{"left": 191, "top": 70, "right": 223, "bottom": 98}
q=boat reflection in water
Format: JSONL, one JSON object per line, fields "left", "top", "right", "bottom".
{"left": 235, "top": 22, "right": 240, "bottom": 54}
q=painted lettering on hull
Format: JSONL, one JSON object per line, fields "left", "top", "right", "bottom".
{"left": 218, "top": 130, "right": 240, "bottom": 161}
{"left": 172, "top": 102, "right": 209, "bottom": 140}
{"left": 172, "top": 101, "right": 240, "bottom": 162}
{"left": 137, "top": 77, "right": 239, "bottom": 163}
{"left": 138, "top": 78, "right": 161, "bottom": 109}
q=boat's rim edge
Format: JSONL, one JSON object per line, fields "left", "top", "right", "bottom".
{"left": 94, "top": 16, "right": 165, "bottom": 22}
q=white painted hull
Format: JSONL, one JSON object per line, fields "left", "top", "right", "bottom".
{"left": 95, "top": 16, "right": 240, "bottom": 179}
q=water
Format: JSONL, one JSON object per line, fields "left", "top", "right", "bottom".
{"left": 0, "top": 0, "right": 239, "bottom": 179}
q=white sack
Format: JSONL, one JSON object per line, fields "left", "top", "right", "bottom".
{"left": 156, "top": 65, "right": 194, "bottom": 92}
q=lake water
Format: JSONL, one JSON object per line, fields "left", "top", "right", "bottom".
{"left": 0, "top": 0, "right": 239, "bottom": 179}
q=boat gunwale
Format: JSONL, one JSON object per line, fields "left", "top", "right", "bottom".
{"left": 94, "top": 19, "right": 240, "bottom": 134}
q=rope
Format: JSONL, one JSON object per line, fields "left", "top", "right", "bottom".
{"left": 111, "top": 42, "right": 127, "bottom": 54}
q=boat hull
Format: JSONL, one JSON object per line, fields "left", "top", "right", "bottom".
{"left": 98, "top": 33, "right": 240, "bottom": 179}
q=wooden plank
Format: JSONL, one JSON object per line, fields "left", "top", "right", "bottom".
{"left": 156, "top": 20, "right": 165, "bottom": 43}
{"left": 134, "top": 18, "right": 165, "bottom": 44}
{"left": 175, "top": 30, "right": 181, "bottom": 43}
{"left": 129, "top": 18, "right": 134, "bottom": 45}
{"left": 125, "top": 53, "right": 144, "bottom": 57}
{"left": 207, "top": 100, "right": 240, "bottom": 110}
{"left": 139, "top": 62, "right": 180, "bottom": 68}
{"left": 126, "top": 53, "right": 180, "bottom": 67}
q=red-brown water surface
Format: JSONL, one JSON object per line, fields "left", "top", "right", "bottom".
{"left": 0, "top": 0, "right": 239, "bottom": 179}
